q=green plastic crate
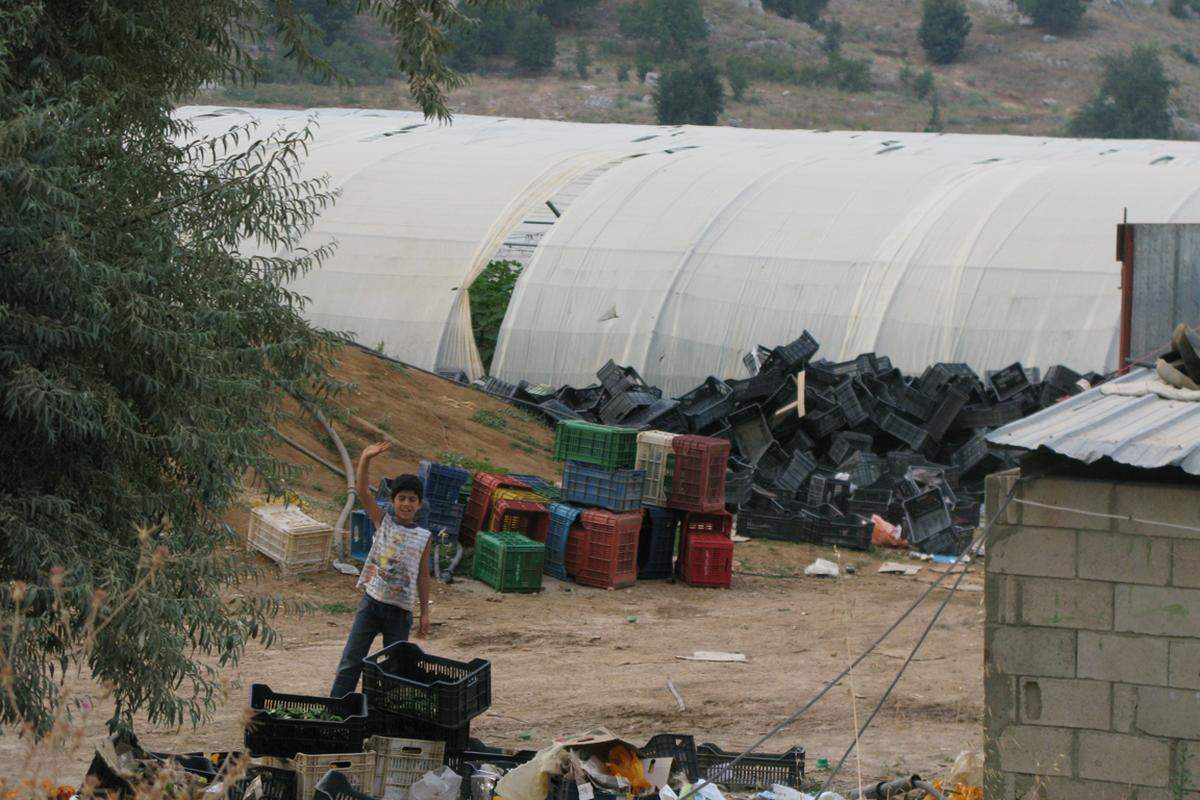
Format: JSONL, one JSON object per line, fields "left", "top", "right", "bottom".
{"left": 553, "top": 421, "right": 638, "bottom": 470}
{"left": 472, "top": 531, "right": 545, "bottom": 593}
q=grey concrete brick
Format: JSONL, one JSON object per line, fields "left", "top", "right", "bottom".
{"left": 989, "top": 624, "right": 1076, "bottom": 678}
{"left": 1018, "top": 677, "right": 1110, "bottom": 729}
{"left": 985, "top": 672, "right": 1017, "bottom": 738}
{"left": 1020, "top": 477, "right": 1114, "bottom": 531}
{"left": 1112, "top": 683, "right": 1139, "bottom": 733}
{"left": 996, "top": 725, "right": 1073, "bottom": 777}
{"left": 1113, "top": 481, "right": 1200, "bottom": 539}
{"left": 1020, "top": 577, "right": 1113, "bottom": 630}
{"left": 987, "top": 525, "right": 1076, "bottom": 578}
{"left": 1114, "top": 584, "right": 1200, "bottom": 638}
{"left": 987, "top": 470, "right": 1022, "bottom": 526}
{"left": 1170, "top": 640, "right": 1200, "bottom": 690}
{"left": 987, "top": 574, "right": 1020, "bottom": 625}
{"left": 1174, "top": 540, "right": 1200, "bottom": 589}
{"left": 1077, "top": 532, "right": 1170, "bottom": 586}
{"left": 1077, "top": 631, "right": 1169, "bottom": 685}
{"left": 1078, "top": 731, "right": 1170, "bottom": 787}
{"left": 1134, "top": 686, "right": 1200, "bottom": 739}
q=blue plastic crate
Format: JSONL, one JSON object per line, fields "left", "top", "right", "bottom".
{"left": 350, "top": 509, "right": 375, "bottom": 561}
{"left": 416, "top": 498, "right": 465, "bottom": 537}
{"left": 545, "top": 502, "right": 584, "bottom": 580}
{"left": 561, "top": 461, "right": 645, "bottom": 512}
{"left": 418, "top": 460, "right": 471, "bottom": 504}
{"left": 507, "top": 474, "right": 559, "bottom": 500}
{"left": 638, "top": 507, "right": 678, "bottom": 580}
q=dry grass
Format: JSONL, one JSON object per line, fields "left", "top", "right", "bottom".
{"left": 192, "top": 0, "right": 1200, "bottom": 137}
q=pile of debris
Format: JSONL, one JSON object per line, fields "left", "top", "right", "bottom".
{"left": 481, "top": 331, "right": 1103, "bottom": 555}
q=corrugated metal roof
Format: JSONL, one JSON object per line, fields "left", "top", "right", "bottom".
{"left": 986, "top": 369, "right": 1200, "bottom": 475}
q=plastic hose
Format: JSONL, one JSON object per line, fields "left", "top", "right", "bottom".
{"left": 311, "top": 407, "right": 357, "bottom": 561}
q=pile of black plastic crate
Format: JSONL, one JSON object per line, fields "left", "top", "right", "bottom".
{"left": 481, "top": 330, "right": 1104, "bottom": 556}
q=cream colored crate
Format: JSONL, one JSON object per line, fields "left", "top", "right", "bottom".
{"left": 636, "top": 431, "right": 679, "bottom": 507}
{"left": 294, "top": 751, "right": 376, "bottom": 800}
{"left": 247, "top": 505, "right": 333, "bottom": 576}
{"left": 368, "top": 736, "right": 444, "bottom": 798}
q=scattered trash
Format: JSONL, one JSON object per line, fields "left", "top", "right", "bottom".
{"left": 948, "top": 748, "right": 983, "bottom": 786}
{"left": 409, "top": 767, "right": 462, "bottom": 800}
{"left": 804, "top": 559, "right": 839, "bottom": 577}
{"left": 870, "top": 515, "right": 908, "bottom": 549}
{"left": 878, "top": 562, "right": 921, "bottom": 576}
{"left": 627, "top": 616, "right": 639, "bottom": 623}
{"left": 332, "top": 561, "right": 361, "bottom": 576}
{"left": 675, "top": 652, "right": 747, "bottom": 663}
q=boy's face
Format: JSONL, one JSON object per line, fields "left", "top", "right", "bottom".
{"left": 391, "top": 490, "right": 420, "bottom": 524}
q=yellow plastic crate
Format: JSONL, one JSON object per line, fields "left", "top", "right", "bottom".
{"left": 247, "top": 505, "right": 333, "bottom": 576}
{"left": 293, "top": 751, "right": 376, "bottom": 800}
{"left": 490, "top": 488, "right": 548, "bottom": 504}
{"left": 636, "top": 431, "right": 678, "bottom": 508}
{"left": 368, "top": 736, "right": 444, "bottom": 798}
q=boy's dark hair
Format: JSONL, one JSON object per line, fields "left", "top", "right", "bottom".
{"left": 390, "top": 474, "right": 423, "bottom": 502}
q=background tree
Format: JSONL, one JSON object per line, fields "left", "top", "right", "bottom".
{"left": 469, "top": 262, "right": 524, "bottom": 371}
{"left": 575, "top": 41, "right": 592, "bottom": 78}
{"left": 536, "top": 0, "right": 600, "bottom": 25}
{"left": 1068, "top": 45, "right": 1175, "bottom": 139}
{"left": 655, "top": 51, "right": 725, "bottom": 124}
{"left": 919, "top": 0, "right": 971, "bottom": 65}
{"left": 0, "top": 0, "right": 493, "bottom": 735}
{"left": 1015, "top": 0, "right": 1087, "bottom": 34}
{"left": 295, "top": 0, "right": 358, "bottom": 43}
{"left": 513, "top": 15, "right": 558, "bottom": 72}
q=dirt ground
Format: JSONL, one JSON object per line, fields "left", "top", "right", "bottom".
{"left": 1, "top": 346, "right": 986, "bottom": 792}
{"left": 2, "top": 540, "right": 985, "bottom": 793}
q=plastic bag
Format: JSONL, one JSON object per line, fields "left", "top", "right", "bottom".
{"left": 606, "top": 745, "right": 652, "bottom": 795}
{"left": 410, "top": 766, "right": 464, "bottom": 800}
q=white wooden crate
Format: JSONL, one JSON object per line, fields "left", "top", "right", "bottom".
{"left": 247, "top": 505, "right": 333, "bottom": 575}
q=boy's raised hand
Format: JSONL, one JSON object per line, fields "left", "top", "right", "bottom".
{"left": 362, "top": 441, "right": 391, "bottom": 460}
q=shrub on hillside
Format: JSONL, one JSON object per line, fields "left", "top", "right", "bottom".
{"left": 513, "top": 15, "right": 557, "bottom": 72}
{"left": 761, "top": 0, "right": 828, "bottom": 24}
{"left": 1068, "top": 45, "right": 1175, "bottom": 139}
{"left": 727, "top": 56, "right": 750, "bottom": 101}
{"left": 919, "top": 0, "right": 972, "bottom": 65}
{"left": 1015, "top": 0, "right": 1087, "bottom": 34}
{"left": 655, "top": 51, "right": 725, "bottom": 124}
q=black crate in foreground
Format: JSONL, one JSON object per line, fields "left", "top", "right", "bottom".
{"left": 244, "top": 685, "right": 367, "bottom": 759}
{"left": 696, "top": 743, "right": 805, "bottom": 789}
{"left": 362, "top": 642, "right": 491, "bottom": 729}
{"left": 640, "top": 734, "right": 701, "bottom": 782}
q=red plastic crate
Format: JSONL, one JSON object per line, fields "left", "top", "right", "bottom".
{"left": 677, "top": 531, "right": 733, "bottom": 588}
{"left": 461, "top": 473, "right": 529, "bottom": 546}
{"left": 669, "top": 435, "right": 730, "bottom": 513}
{"left": 576, "top": 509, "right": 643, "bottom": 589}
{"left": 681, "top": 510, "right": 734, "bottom": 538}
{"left": 489, "top": 498, "right": 550, "bottom": 544}
{"left": 564, "top": 522, "right": 587, "bottom": 578}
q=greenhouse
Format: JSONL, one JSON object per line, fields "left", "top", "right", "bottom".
{"left": 181, "top": 105, "right": 1200, "bottom": 393}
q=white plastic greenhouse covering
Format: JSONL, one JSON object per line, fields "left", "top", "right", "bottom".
{"left": 179, "top": 105, "right": 1200, "bottom": 395}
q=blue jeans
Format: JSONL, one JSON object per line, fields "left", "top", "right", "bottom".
{"left": 330, "top": 595, "right": 412, "bottom": 698}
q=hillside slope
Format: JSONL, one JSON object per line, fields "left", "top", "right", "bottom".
{"left": 228, "top": 344, "right": 559, "bottom": 536}
{"left": 196, "top": 0, "right": 1200, "bottom": 137}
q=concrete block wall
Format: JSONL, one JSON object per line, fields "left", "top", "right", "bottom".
{"left": 984, "top": 470, "right": 1200, "bottom": 799}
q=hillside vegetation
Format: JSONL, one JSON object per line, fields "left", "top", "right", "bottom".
{"left": 194, "top": 0, "right": 1200, "bottom": 138}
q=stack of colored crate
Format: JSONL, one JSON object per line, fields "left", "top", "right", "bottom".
{"left": 551, "top": 421, "right": 648, "bottom": 589}
{"left": 676, "top": 509, "right": 734, "bottom": 588}
{"left": 635, "top": 431, "right": 678, "bottom": 508}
